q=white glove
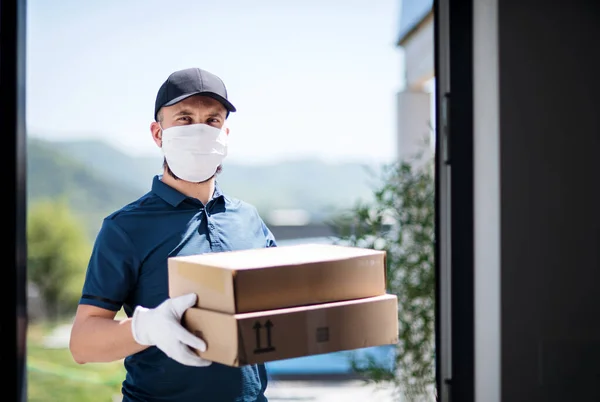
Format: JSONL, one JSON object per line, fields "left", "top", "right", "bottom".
{"left": 131, "top": 293, "right": 212, "bottom": 367}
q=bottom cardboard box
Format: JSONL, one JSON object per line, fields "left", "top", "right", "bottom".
{"left": 182, "top": 294, "right": 399, "bottom": 367}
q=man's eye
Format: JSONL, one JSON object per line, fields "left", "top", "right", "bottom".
{"left": 178, "top": 116, "right": 191, "bottom": 122}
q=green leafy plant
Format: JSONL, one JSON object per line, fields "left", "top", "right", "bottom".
{"left": 27, "top": 197, "right": 92, "bottom": 321}
{"left": 331, "top": 154, "right": 435, "bottom": 401}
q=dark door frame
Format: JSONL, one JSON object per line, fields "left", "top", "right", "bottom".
{"left": 2, "top": 0, "right": 28, "bottom": 400}
{"left": 434, "top": 0, "right": 476, "bottom": 400}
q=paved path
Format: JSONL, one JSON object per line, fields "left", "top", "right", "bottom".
{"left": 113, "top": 381, "right": 398, "bottom": 402}
{"left": 265, "top": 380, "right": 399, "bottom": 401}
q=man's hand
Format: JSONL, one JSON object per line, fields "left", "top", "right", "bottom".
{"left": 131, "top": 293, "right": 211, "bottom": 367}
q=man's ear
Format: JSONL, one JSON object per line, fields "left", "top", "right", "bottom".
{"left": 224, "top": 125, "right": 230, "bottom": 136}
{"left": 150, "top": 121, "right": 162, "bottom": 147}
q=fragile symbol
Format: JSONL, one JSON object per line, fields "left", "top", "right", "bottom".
{"left": 253, "top": 320, "right": 276, "bottom": 354}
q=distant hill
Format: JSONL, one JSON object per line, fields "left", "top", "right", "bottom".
{"left": 39, "top": 138, "right": 383, "bottom": 220}
{"left": 26, "top": 138, "right": 147, "bottom": 239}
{"left": 44, "top": 138, "right": 163, "bottom": 191}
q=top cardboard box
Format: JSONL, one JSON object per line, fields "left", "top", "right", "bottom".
{"left": 168, "top": 243, "right": 386, "bottom": 314}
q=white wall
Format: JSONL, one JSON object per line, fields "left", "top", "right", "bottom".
{"left": 396, "top": 15, "right": 435, "bottom": 163}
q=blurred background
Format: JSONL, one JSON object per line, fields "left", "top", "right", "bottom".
{"left": 25, "top": 0, "right": 435, "bottom": 400}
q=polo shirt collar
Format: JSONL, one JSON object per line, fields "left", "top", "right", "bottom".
{"left": 151, "top": 175, "right": 226, "bottom": 207}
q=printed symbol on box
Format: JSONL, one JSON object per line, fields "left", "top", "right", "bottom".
{"left": 253, "top": 320, "right": 275, "bottom": 354}
{"left": 316, "top": 327, "right": 329, "bottom": 343}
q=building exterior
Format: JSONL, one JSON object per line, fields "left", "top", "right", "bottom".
{"left": 395, "top": 0, "right": 434, "bottom": 164}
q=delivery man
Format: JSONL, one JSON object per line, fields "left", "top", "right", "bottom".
{"left": 69, "top": 67, "right": 277, "bottom": 402}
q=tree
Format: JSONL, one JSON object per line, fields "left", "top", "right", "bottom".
{"left": 331, "top": 155, "right": 435, "bottom": 401}
{"left": 27, "top": 197, "right": 92, "bottom": 321}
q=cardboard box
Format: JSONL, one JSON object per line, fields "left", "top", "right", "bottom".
{"left": 168, "top": 243, "right": 386, "bottom": 314}
{"left": 182, "top": 294, "right": 399, "bottom": 367}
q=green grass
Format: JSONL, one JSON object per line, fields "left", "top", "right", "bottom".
{"left": 27, "top": 319, "right": 126, "bottom": 402}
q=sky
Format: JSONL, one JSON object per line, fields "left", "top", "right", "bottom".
{"left": 26, "top": 0, "right": 408, "bottom": 165}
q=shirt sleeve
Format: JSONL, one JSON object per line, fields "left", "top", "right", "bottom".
{"left": 79, "top": 217, "right": 140, "bottom": 311}
{"left": 260, "top": 219, "right": 278, "bottom": 248}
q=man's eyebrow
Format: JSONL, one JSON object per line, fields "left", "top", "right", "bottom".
{"left": 172, "top": 108, "right": 226, "bottom": 118}
{"left": 207, "top": 111, "right": 226, "bottom": 119}
{"left": 173, "top": 109, "right": 194, "bottom": 117}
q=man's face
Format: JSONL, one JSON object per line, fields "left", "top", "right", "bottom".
{"left": 151, "top": 95, "right": 229, "bottom": 182}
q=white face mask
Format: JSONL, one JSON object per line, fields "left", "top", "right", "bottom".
{"left": 160, "top": 123, "right": 228, "bottom": 183}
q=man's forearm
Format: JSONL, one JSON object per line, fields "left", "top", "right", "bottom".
{"left": 70, "top": 316, "right": 148, "bottom": 364}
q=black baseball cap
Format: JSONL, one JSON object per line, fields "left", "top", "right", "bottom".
{"left": 154, "top": 67, "right": 236, "bottom": 120}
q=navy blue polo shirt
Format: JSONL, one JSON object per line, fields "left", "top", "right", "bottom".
{"left": 79, "top": 175, "right": 277, "bottom": 402}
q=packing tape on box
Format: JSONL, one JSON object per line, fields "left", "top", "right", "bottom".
{"left": 305, "top": 308, "right": 329, "bottom": 356}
